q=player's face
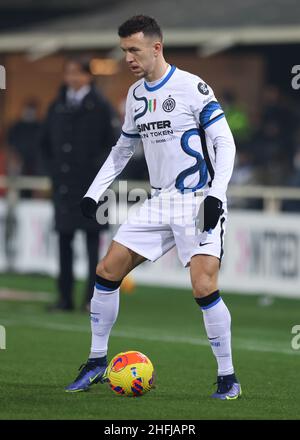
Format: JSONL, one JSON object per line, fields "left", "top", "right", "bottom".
{"left": 120, "top": 32, "right": 161, "bottom": 79}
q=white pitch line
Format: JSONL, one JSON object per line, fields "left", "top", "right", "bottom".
{"left": 0, "top": 289, "right": 52, "bottom": 302}
{"left": 1, "top": 317, "right": 299, "bottom": 357}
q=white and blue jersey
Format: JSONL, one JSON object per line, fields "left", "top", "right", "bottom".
{"left": 86, "top": 64, "right": 235, "bottom": 203}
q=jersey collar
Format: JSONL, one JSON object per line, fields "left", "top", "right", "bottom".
{"left": 144, "top": 65, "right": 176, "bottom": 92}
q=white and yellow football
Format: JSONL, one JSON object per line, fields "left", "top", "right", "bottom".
{"left": 106, "top": 351, "right": 155, "bottom": 397}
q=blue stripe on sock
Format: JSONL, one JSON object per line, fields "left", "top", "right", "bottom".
{"left": 95, "top": 282, "right": 116, "bottom": 292}
{"left": 201, "top": 297, "right": 222, "bottom": 310}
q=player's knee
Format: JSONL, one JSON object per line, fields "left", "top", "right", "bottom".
{"left": 96, "top": 259, "right": 115, "bottom": 281}
{"left": 192, "top": 274, "right": 215, "bottom": 298}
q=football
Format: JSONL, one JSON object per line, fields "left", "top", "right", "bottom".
{"left": 106, "top": 351, "right": 155, "bottom": 397}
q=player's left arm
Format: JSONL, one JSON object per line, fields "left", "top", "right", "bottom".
{"left": 201, "top": 117, "right": 236, "bottom": 231}
{"left": 204, "top": 116, "right": 236, "bottom": 203}
{"left": 189, "top": 78, "right": 236, "bottom": 231}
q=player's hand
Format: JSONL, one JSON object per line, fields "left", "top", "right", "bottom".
{"left": 202, "top": 196, "right": 223, "bottom": 232}
{"left": 80, "top": 197, "right": 98, "bottom": 220}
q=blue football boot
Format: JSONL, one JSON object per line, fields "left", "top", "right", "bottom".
{"left": 211, "top": 373, "right": 242, "bottom": 400}
{"left": 65, "top": 357, "right": 108, "bottom": 393}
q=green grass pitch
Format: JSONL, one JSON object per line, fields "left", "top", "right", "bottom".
{"left": 0, "top": 273, "right": 299, "bottom": 420}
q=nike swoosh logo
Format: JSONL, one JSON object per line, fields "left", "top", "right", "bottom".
{"left": 89, "top": 373, "right": 100, "bottom": 383}
{"left": 90, "top": 373, "right": 100, "bottom": 383}
{"left": 134, "top": 106, "right": 143, "bottom": 112}
{"left": 208, "top": 336, "right": 219, "bottom": 340}
{"left": 199, "top": 242, "right": 213, "bottom": 247}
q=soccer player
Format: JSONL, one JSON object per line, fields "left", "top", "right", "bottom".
{"left": 65, "top": 15, "right": 241, "bottom": 400}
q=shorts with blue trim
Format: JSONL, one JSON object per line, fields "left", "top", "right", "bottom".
{"left": 113, "top": 189, "right": 227, "bottom": 268}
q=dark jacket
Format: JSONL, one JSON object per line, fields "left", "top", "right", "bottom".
{"left": 8, "top": 119, "right": 42, "bottom": 176}
{"left": 40, "top": 84, "right": 119, "bottom": 232}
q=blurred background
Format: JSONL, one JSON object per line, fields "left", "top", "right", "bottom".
{"left": 0, "top": 0, "right": 300, "bottom": 302}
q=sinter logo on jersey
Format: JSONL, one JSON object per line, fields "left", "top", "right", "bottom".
{"left": 136, "top": 120, "right": 174, "bottom": 140}
{"left": 162, "top": 96, "right": 176, "bottom": 112}
{"left": 137, "top": 120, "right": 171, "bottom": 132}
{"left": 198, "top": 82, "right": 209, "bottom": 95}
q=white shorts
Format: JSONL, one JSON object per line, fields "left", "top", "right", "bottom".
{"left": 114, "top": 189, "right": 227, "bottom": 267}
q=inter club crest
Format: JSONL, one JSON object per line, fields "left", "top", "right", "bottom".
{"left": 162, "top": 96, "right": 176, "bottom": 112}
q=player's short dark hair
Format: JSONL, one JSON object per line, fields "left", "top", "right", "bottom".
{"left": 118, "top": 15, "right": 162, "bottom": 41}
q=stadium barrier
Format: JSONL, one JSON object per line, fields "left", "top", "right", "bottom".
{"left": 0, "top": 176, "right": 300, "bottom": 297}
{"left": 2, "top": 175, "right": 300, "bottom": 210}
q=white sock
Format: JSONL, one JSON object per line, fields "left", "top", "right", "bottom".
{"left": 89, "top": 285, "right": 119, "bottom": 359}
{"left": 200, "top": 296, "right": 234, "bottom": 376}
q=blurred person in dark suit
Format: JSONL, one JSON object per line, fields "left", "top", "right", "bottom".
{"left": 40, "top": 57, "right": 119, "bottom": 311}
{"left": 7, "top": 99, "right": 42, "bottom": 197}
{"left": 260, "top": 86, "right": 297, "bottom": 168}
{"left": 252, "top": 120, "right": 289, "bottom": 186}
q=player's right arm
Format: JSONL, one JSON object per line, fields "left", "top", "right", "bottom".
{"left": 81, "top": 87, "right": 141, "bottom": 219}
